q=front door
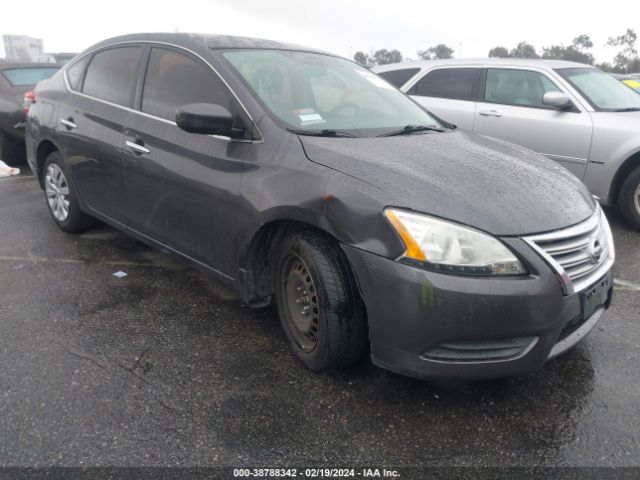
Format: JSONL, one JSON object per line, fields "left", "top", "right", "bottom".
{"left": 474, "top": 67, "right": 593, "bottom": 179}
{"left": 119, "top": 46, "right": 257, "bottom": 276}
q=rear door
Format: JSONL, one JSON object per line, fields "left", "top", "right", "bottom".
{"left": 473, "top": 67, "right": 593, "bottom": 179}
{"left": 119, "top": 46, "right": 257, "bottom": 275}
{"left": 59, "top": 46, "right": 145, "bottom": 218}
{"left": 406, "top": 67, "right": 481, "bottom": 130}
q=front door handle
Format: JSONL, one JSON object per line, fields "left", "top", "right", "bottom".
{"left": 60, "top": 118, "right": 77, "bottom": 129}
{"left": 478, "top": 109, "right": 502, "bottom": 118}
{"left": 125, "top": 140, "right": 150, "bottom": 155}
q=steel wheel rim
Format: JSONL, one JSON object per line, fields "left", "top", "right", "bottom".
{"left": 44, "top": 163, "right": 70, "bottom": 222}
{"left": 635, "top": 183, "right": 640, "bottom": 216}
{"left": 281, "top": 254, "right": 320, "bottom": 352}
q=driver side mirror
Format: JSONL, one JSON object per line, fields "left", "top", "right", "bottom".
{"left": 542, "top": 92, "right": 574, "bottom": 110}
{"left": 176, "top": 103, "right": 244, "bottom": 137}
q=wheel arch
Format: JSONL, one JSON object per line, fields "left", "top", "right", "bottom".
{"left": 35, "top": 139, "right": 61, "bottom": 188}
{"left": 610, "top": 150, "right": 640, "bottom": 206}
{"left": 237, "top": 216, "right": 361, "bottom": 308}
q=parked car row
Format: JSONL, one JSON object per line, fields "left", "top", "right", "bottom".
{"left": 0, "top": 63, "right": 59, "bottom": 165}
{"left": 613, "top": 73, "right": 640, "bottom": 93}
{"left": 375, "top": 59, "right": 640, "bottom": 231}
{"left": 24, "top": 34, "right": 615, "bottom": 380}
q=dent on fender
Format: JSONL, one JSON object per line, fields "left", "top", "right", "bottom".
{"left": 321, "top": 192, "right": 404, "bottom": 259}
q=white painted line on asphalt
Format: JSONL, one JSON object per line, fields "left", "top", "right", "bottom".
{"left": 614, "top": 279, "right": 640, "bottom": 292}
{"left": 0, "top": 255, "right": 178, "bottom": 269}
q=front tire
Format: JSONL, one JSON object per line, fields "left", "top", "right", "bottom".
{"left": 619, "top": 165, "right": 640, "bottom": 231}
{"left": 274, "top": 229, "right": 368, "bottom": 372}
{"left": 43, "top": 151, "right": 95, "bottom": 233}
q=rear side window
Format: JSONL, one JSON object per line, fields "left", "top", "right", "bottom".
{"left": 82, "top": 47, "right": 143, "bottom": 106}
{"left": 142, "top": 48, "right": 241, "bottom": 124}
{"left": 412, "top": 68, "right": 480, "bottom": 101}
{"left": 377, "top": 68, "right": 420, "bottom": 89}
{"left": 1, "top": 67, "right": 59, "bottom": 86}
{"left": 485, "top": 68, "right": 561, "bottom": 108}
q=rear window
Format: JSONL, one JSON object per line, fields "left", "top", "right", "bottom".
{"left": 411, "top": 68, "right": 480, "bottom": 101}
{"left": 82, "top": 46, "right": 143, "bottom": 106}
{"left": 377, "top": 68, "right": 420, "bottom": 88}
{"left": 1, "top": 67, "right": 59, "bottom": 86}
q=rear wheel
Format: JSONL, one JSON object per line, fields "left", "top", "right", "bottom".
{"left": 43, "top": 151, "right": 95, "bottom": 233}
{"left": 274, "top": 229, "right": 368, "bottom": 372}
{"left": 619, "top": 165, "right": 640, "bottom": 231}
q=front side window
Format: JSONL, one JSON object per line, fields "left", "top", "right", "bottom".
{"left": 1, "top": 67, "right": 59, "bottom": 86}
{"left": 82, "top": 46, "right": 143, "bottom": 106}
{"left": 377, "top": 68, "right": 420, "bottom": 89}
{"left": 412, "top": 68, "right": 480, "bottom": 101}
{"left": 485, "top": 69, "right": 561, "bottom": 108}
{"left": 557, "top": 68, "right": 640, "bottom": 111}
{"left": 222, "top": 50, "right": 439, "bottom": 136}
{"left": 141, "top": 48, "right": 248, "bottom": 133}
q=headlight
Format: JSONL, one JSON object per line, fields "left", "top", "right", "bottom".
{"left": 384, "top": 209, "right": 526, "bottom": 276}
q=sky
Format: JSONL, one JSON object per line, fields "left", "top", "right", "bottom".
{"left": 0, "top": 0, "right": 638, "bottom": 64}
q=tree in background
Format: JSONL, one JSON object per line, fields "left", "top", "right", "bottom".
{"left": 353, "top": 51, "right": 373, "bottom": 65}
{"left": 372, "top": 49, "right": 403, "bottom": 65}
{"left": 542, "top": 35, "right": 595, "bottom": 65}
{"left": 488, "top": 46, "right": 510, "bottom": 58}
{"left": 510, "top": 41, "right": 539, "bottom": 58}
{"left": 595, "top": 62, "right": 615, "bottom": 73}
{"left": 607, "top": 28, "right": 640, "bottom": 73}
{"left": 417, "top": 44, "right": 454, "bottom": 60}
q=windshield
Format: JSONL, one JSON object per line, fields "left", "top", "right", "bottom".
{"left": 1, "top": 67, "right": 59, "bottom": 87}
{"left": 222, "top": 50, "right": 440, "bottom": 136}
{"left": 557, "top": 68, "right": 640, "bottom": 111}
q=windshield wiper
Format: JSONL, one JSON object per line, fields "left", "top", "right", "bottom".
{"left": 287, "top": 128, "right": 358, "bottom": 138}
{"left": 379, "top": 124, "right": 447, "bottom": 137}
{"left": 612, "top": 107, "right": 640, "bottom": 112}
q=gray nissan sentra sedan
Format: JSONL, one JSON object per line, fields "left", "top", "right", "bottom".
{"left": 25, "top": 33, "right": 615, "bottom": 379}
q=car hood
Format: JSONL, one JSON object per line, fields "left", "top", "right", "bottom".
{"left": 299, "top": 130, "right": 595, "bottom": 236}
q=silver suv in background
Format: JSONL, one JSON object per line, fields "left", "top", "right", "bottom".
{"left": 374, "top": 59, "right": 640, "bottom": 230}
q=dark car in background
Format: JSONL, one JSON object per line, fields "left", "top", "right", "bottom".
{"left": 0, "top": 63, "right": 59, "bottom": 165}
{"left": 26, "top": 33, "right": 614, "bottom": 379}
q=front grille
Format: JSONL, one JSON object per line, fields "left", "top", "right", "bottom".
{"left": 524, "top": 206, "right": 615, "bottom": 294}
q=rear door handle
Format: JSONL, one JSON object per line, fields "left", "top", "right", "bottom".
{"left": 478, "top": 109, "right": 502, "bottom": 118}
{"left": 125, "top": 140, "right": 150, "bottom": 155}
{"left": 60, "top": 118, "right": 77, "bottom": 129}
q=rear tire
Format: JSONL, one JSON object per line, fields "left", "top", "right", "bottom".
{"left": 0, "top": 132, "right": 26, "bottom": 167}
{"left": 619, "top": 165, "right": 640, "bottom": 231}
{"left": 43, "top": 151, "right": 95, "bottom": 233}
{"left": 274, "top": 229, "right": 368, "bottom": 372}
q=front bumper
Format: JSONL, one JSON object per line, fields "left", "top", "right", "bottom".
{"left": 343, "top": 239, "right": 612, "bottom": 380}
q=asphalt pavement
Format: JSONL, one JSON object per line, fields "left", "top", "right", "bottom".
{"left": 0, "top": 172, "right": 639, "bottom": 469}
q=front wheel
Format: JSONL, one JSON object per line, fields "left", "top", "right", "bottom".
{"left": 619, "top": 165, "right": 640, "bottom": 231}
{"left": 274, "top": 230, "right": 368, "bottom": 372}
{"left": 43, "top": 151, "right": 95, "bottom": 233}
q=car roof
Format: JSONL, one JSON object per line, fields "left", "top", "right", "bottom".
{"left": 373, "top": 58, "right": 594, "bottom": 72}
{"left": 84, "top": 32, "right": 335, "bottom": 57}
